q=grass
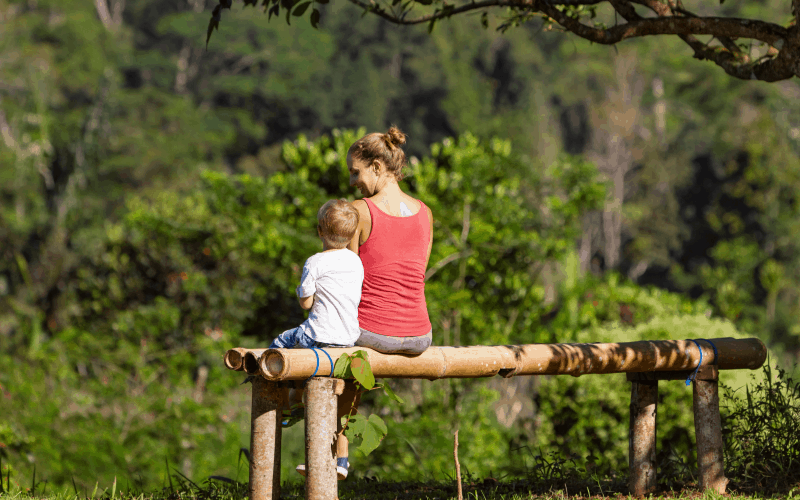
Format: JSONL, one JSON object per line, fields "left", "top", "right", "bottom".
{"left": 0, "top": 475, "right": 799, "bottom": 500}
{"left": 0, "top": 457, "right": 798, "bottom": 500}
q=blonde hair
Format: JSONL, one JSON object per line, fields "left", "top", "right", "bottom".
{"left": 347, "top": 126, "right": 408, "bottom": 180}
{"left": 317, "top": 199, "right": 359, "bottom": 249}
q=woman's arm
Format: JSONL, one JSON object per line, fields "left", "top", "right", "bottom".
{"left": 425, "top": 205, "right": 433, "bottom": 269}
{"left": 346, "top": 231, "right": 359, "bottom": 254}
{"left": 347, "top": 199, "right": 370, "bottom": 254}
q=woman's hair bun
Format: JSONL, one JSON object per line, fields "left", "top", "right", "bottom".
{"left": 385, "top": 126, "right": 407, "bottom": 148}
{"left": 349, "top": 125, "right": 409, "bottom": 180}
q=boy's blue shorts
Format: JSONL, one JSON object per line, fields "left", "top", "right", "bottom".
{"left": 269, "top": 327, "right": 350, "bottom": 349}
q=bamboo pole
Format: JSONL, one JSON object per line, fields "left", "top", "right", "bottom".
{"left": 238, "top": 338, "right": 766, "bottom": 381}
{"left": 693, "top": 377, "right": 728, "bottom": 494}
{"left": 305, "top": 378, "right": 338, "bottom": 500}
{"left": 628, "top": 380, "right": 657, "bottom": 497}
{"left": 249, "top": 377, "right": 283, "bottom": 500}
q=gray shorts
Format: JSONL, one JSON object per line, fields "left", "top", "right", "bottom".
{"left": 355, "top": 328, "right": 432, "bottom": 355}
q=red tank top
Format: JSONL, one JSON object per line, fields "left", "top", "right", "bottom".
{"left": 357, "top": 198, "right": 432, "bottom": 337}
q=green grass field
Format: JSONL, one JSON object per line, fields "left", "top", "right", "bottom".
{"left": 0, "top": 480, "right": 797, "bottom": 500}
{"left": 1, "top": 470, "right": 798, "bottom": 500}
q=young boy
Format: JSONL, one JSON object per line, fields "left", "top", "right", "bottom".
{"left": 270, "top": 198, "right": 364, "bottom": 350}
{"left": 269, "top": 198, "right": 362, "bottom": 480}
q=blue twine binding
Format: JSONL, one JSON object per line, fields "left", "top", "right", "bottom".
{"left": 685, "top": 339, "right": 719, "bottom": 386}
{"left": 698, "top": 338, "right": 719, "bottom": 366}
{"left": 308, "top": 347, "right": 334, "bottom": 380}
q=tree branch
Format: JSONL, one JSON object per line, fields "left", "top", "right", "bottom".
{"left": 540, "top": 4, "right": 788, "bottom": 46}
{"left": 0, "top": 104, "right": 17, "bottom": 150}
{"left": 425, "top": 250, "right": 473, "bottom": 281}
{"left": 345, "top": 0, "right": 798, "bottom": 81}
{"left": 630, "top": 0, "right": 798, "bottom": 81}
{"left": 94, "top": 0, "right": 124, "bottom": 30}
{"left": 794, "top": 0, "right": 800, "bottom": 28}
{"left": 350, "top": 0, "right": 788, "bottom": 45}
{"left": 638, "top": 1, "right": 744, "bottom": 57}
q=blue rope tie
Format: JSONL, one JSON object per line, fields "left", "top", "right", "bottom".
{"left": 308, "top": 347, "right": 334, "bottom": 379}
{"left": 685, "top": 339, "right": 719, "bottom": 386}
{"left": 698, "top": 338, "right": 719, "bottom": 366}
{"left": 685, "top": 340, "right": 702, "bottom": 386}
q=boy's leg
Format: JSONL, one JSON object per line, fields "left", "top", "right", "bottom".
{"left": 289, "top": 387, "right": 304, "bottom": 406}
{"left": 334, "top": 380, "right": 361, "bottom": 459}
{"left": 269, "top": 327, "right": 304, "bottom": 349}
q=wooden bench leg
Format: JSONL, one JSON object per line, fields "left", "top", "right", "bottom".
{"left": 693, "top": 377, "right": 728, "bottom": 494}
{"left": 628, "top": 379, "right": 658, "bottom": 497}
{"left": 305, "top": 378, "right": 339, "bottom": 500}
{"left": 249, "top": 377, "right": 283, "bottom": 500}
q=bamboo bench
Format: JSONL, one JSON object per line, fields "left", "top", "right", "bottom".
{"left": 223, "top": 337, "right": 767, "bottom": 500}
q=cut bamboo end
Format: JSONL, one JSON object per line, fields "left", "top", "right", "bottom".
{"left": 225, "top": 348, "right": 268, "bottom": 373}
{"left": 224, "top": 348, "right": 247, "bottom": 371}
{"left": 243, "top": 351, "right": 262, "bottom": 375}
{"left": 263, "top": 351, "right": 287, "bottom": 379}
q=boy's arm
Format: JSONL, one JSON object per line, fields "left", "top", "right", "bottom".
{"left": 296, "top": 258, "right": 316, "bottom": 310}
{"left": 298, "top": 294, "right": 314, "bottom": 310}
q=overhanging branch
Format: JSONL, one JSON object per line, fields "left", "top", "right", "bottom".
{"left": 629, "top": 0, "right": 799, "bottom": 81}
{"left": 349, "top": 0, "right": 788, "bottom": 46}
{"left": 210, "top": 0, "right": 800, "bottom": 82}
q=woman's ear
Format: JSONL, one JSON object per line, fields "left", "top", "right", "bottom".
{"left": 372, "top": 160, "right": 381, "bottom": 174}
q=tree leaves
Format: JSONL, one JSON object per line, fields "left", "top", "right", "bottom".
{"left": 207, "top": 0, "right": 323, "bottom": 37}
{"left": 293, "top": 2, "right": 312, "bottom": 16}
{"left": 350, "top": 351, "right": 375, "bottom": 389}
{"left": 379, "top": 382, "right": 404, "bottom": 404}
{"left": 333, "top": 350, "right": 390, "bottom": 455}
{"left": 343, "top": 413, "right": 389, "bottom": 456}
{"left": 206, "top": 5, "right": 223, "bottom": 47}
{"left": 333, "top": 350, "right": 374, "bottom": 389}
{"left": 333, "top": 353, "right": 353, "bottom": 378}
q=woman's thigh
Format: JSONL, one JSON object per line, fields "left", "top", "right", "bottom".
{"left": 355, "top": 329, "right": 432, "bottom": 354}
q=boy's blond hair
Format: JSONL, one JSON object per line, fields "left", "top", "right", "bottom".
{"left": 318, "top": 199, "right": 359, "bottom": 249}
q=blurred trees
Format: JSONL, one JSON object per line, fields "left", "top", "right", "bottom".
{"left": 0, "top": 130, "right": 750, "bottom": 487}
{"left": 2, "top": 0, "right": 800, "bottom": 490}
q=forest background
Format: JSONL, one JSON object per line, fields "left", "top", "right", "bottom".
{"left": 1, "top": 0, "right": 800, "bottom": 493}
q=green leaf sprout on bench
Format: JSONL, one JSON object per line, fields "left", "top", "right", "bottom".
{"left": 332, "top": 350, "right": 400, "bottom": 456}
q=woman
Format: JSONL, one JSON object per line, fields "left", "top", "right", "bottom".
{"left": 299, "top": 126, "right": 432, "bottom": 481}
{"left": 347, "top": 126, "right": 433, "bottom": 354}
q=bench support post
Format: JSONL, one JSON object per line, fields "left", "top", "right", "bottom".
{"left": 249, "top": 377, "right": 283, "bottom": 500}
{"left": 305, "top": 378, "right": 339, "bottom": 500}
{"left": 628, "top": 379, "right": 658, "bottom": 497}
{"left": 693, "top": 374, "right": 728, "bottom": 494}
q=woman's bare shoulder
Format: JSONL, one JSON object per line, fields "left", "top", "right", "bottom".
{"left": 352, "top": 199, "right": 371, "bottom": 222}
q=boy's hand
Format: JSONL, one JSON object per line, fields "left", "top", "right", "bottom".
{"left": 298, "top": 294, "right": 314, "bottom": 310}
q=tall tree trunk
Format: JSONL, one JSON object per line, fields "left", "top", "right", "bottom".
{"left": 589, "top": 53, "right": 643, "bottom": 272}
{"left": 174, "top": 0, "right": 204, "bottom": 93}
{"left": 94, "top": 0, "right": 124, "bottom": 30}
{"left": 652, "top": 77, "right": 666, "bottom": 148}
{"left": 579, "top": 213, "right": 595, "bottom": 274}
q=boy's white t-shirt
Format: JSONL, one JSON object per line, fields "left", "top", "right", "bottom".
{"left": 296, "top": 248, "right": 364, "bottom": 346}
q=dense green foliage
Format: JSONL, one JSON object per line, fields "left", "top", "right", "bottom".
{"left": 0, "top": 129, "right": 760, "bottom": 490}
{"left": 2, "top": 0, "right": 800, "bottom": 494}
